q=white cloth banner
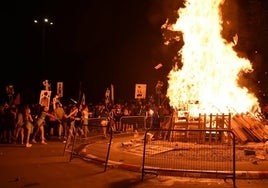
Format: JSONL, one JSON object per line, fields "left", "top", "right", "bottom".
{"left": 39, "top": 90, "right": 52, "bottom": 109}
{"left": 135, "top": 84, "right": 146, "bottom": 99}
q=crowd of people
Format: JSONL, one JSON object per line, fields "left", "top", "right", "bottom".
{"left": 1, "top": 88, "right": 268, "bottom": 148}
{"left": 0, "top": 95, "right": 172, "bottom": 147}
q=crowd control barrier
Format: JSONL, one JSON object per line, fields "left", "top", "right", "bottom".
{"left": 141, "top": 129, "right": 236, "bottom": 187}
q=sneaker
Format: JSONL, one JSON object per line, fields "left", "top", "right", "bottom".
{"left": 32, "top": 139, "right": 37, "bottom": 143}
{"left": 26, "top": 143, "right": 32, "bottom": 148}
{"left": 41, "top": 141, "right": 47, "bottom": 145}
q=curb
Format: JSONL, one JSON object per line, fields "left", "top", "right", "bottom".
{"left": 80, "top": 152, "right": 268, "bottom": 179}
{"left": 82, "top": 153, "right": 268, "bottom": 179}
{"left": 236, "top": 171, "right": 268, "bottom": 179}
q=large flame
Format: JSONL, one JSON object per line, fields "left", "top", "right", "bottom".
{"left": 166, "top": 0, "right": 259, "bottom": 115}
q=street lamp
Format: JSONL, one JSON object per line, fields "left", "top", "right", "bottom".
{"left": 33, "top": 17, "right": 53, "bottom": 72}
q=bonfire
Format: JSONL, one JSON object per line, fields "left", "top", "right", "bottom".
{"left": 162, "top": 0, "right": 267, "bottom": 143}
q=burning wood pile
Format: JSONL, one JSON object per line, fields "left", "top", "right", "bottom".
{"left": 161, "top": 0, "right": 267, "bottom": 146}
{"left": 231, "top": 113, "right": 268, "bottom": 144}
{"left": 166, "top": 111, "right": 268, "bottom": 144}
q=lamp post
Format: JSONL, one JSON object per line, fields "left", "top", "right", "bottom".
{"left": 33, "top": 18, "right": 53, "bottom": 72}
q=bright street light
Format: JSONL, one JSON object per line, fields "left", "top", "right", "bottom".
{"left": 34, "top": 17, "right": 54, "bottom": 75}
{"left": 34, "top": 18, "right": 53, "bottom": 25}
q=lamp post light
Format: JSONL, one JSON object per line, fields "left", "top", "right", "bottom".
{"left": 33, "top": 18, "right": 53, "bottom": 71}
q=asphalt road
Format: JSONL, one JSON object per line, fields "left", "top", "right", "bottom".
{"left": 0, "top": 139, "right": 268, "bottom": 188}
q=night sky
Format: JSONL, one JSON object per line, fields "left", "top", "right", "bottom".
{"left": 1, "top": 0, "right": 268, "bottom": 105}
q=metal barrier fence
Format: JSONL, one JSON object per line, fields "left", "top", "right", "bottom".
{"left": 169, "top": 113, "right": 232, "bottom": 144}
{"left": 141, "top": 129, "right": 236, "bottom": 188}
{"left": 63, "top": 118, "right": 113, "bottom": 172}
{"left": 118, "top": 113, "right": 231, "bottom": 139}
{"left": 119, "top": 116, "right": 147, "bottom": 132}
{"left": 118, "top": 115, "right": 171, "bottom": 131}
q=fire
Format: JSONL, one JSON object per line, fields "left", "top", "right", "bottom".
{"left": 165, "top": 0, "right": 259, "bottom": 115}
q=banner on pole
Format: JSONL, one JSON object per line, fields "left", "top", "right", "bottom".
{"left": 39, "top": 90, "right": 52, "bottom": 109}
{"left": 57, "top": 82, "right": 63, "bottom": 97}
{"left": 111, "top": 84, "right": 114, "bottom": 104}
{"left": 81, "top": 93, "right": 86, "bottom": 105}
{"left": 135, "top": 84, "right": 146, "bottom": 99}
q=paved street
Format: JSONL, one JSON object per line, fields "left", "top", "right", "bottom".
{"left": 1, "top": 138, "right": 268, "bottom": 188}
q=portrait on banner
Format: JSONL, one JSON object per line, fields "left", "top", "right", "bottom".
{"left": 135, "top": 84, "right": 146, "bottom": 99}
{"left": 39, "top": 90, "right": 52, "bottom": 108}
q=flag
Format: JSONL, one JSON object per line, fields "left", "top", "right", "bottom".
{"left": 13, "top": 93, "right": 21, "bottom": 105}
{"left": 111, "top": 84, "right": 114, "bottom": 104}
{"left": 105, "top": 88, "right": 111, "bottom": 105}
{"left": 78, "top": 82, "right": 83, "bottom": 103}
{"left": 78, "top": 81, "right": 86, "bottom": 105}
{"left": 81, "top": 93, "right": 86, "bottom": 105}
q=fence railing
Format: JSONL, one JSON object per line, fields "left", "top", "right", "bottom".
{"left": 119, "top": 116, "right": 147, "bottom": 131}
{"left": 64, "top": 115, "right": 236, "bottom": 185}
{"left": 141, "top": 129, "right": 236, "bottom": 188}
{"left": 63, "top": 117, "right": 113, "bottom": 172}
{"left": 118, "top": 114, "right": 232, "bottom": 144}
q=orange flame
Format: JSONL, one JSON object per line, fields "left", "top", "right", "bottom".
{"left": 166, "top": 0, "right": 259, "bottom": 115}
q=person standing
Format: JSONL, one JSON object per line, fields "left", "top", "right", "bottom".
{"left": 99, "top": 105, "right": 109, "bottom": 138}
{"left": 1, "top": 105, "right": 16, "bottom": 144}
{"left": 14, "top": 105, "right": 24, "bottom": 145}
{"left": 52, "top": 95, "right": 62, "bottom": 110}
{"left": 54, "top": 102, "right": 66, "bottom": 139}
{"left": 32, "top": 106, "right": 55, "bottom": 144}
{"left": 81, "top": 105, "right": 89, "bottom": 137}
{"left": 24, "top": 105, "right": 34, "bottom": 147}
{"left": 64, "top": 104, "right": 81, "bottom": 144}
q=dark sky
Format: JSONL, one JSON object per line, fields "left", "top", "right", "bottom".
{"left": 1, "top": 0, "right": 268, "bottom": 105}
{"left": 1, "top": 0, "right": 174, "bottom": 104}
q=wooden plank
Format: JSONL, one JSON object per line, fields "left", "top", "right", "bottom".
{"left": 241, "top": 115, "right": 264, "bottom": 141}
{"left": 233, "top": 115, "right": 256, "bottom": 142}
{"left": 230, "top": 118, "right": 248, "bottom": 143}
